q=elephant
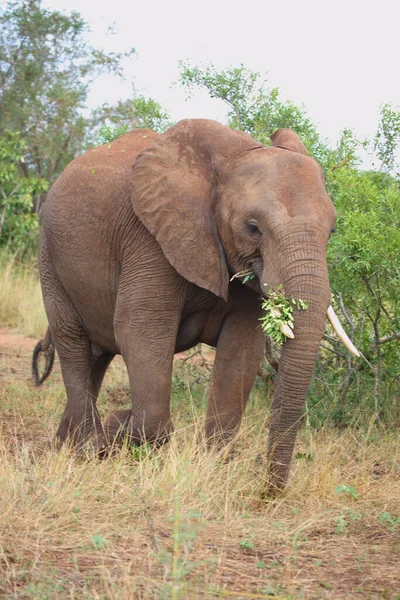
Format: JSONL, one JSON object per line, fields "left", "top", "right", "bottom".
{"left": 33, "top": 118, "right": 358, "bottom": 494}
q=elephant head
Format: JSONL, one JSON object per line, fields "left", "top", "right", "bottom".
{"left": 131, "top": 119, "right": 357, "bottom": 493}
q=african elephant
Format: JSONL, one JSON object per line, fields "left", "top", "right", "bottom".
{"left": 33, "top": 119, "right": 358, "bottom": 493}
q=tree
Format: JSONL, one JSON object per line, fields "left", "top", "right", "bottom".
{"left": 178, "top": 62, "right": 325, "bottom": 160}
{"left": 94, "top": 94, "right": 172, "bottom": 136}
{"left": 324, "top": 164, "right": 400, "bottom": 422}
{"left": 373, "top": 103, "right": 400, "bottom": 174}
{"left": 0, "top": 131, "right": 47, "bottom": 253}
{"left": 0, "top": 0, "right": 134, "bottom": 212}
{"left": 178, "top": 62, "right": 371, "bottom": 175}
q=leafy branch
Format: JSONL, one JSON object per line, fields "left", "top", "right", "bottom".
{"left": 259, "top": 287, "right": 308, "bottom": 346}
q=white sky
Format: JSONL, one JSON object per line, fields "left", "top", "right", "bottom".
{"left": 40, "top": 0, "right": 400, "bottom": 148}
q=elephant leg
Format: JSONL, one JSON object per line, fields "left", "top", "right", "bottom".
{"left": 114, "top": 293, "right": 181, "bottom": 446}
{"left": 114, "top": 339, "right": 177, "bottom": 445}
{"left": 205, "top": 297, "right": 265, "bottom": 443}
{"left": 43, "top": 275, "right": 113, "bottom": 450}
{"left": 55, "top": 341, "right": 114, "bottom": 451}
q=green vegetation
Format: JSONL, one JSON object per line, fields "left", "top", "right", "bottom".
{"left": 0, "top": 0, "right": 169, "bottom": 245}
{"left": 178, "top": 62, "right": 323, "bottom": 156}
{"left": 95, "top": 124, "right": 131, "bottom": 146}
{"left": 0, "top": 0, "right": 134, "bottom": 214}
{"left": 259, "top": 287, "right": 308, "bottom": 346}
{"left": 94, "top": 94, "right": 172, "bottom": 137}
{"left": 319, "top": 156, "right": 400, "bottom": 425}
{"left": 0, "top": 131, "right": 47, "bottom": 253}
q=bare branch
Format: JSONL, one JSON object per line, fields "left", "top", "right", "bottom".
{"left": 323, "top": 333, "right": 341, "bottom": 345}
{"left": 373, "top": 332, "right": 400, "bottom": 345}
{"left": 338, "top": 293, "right": 355, "bottom": 332}
{"left": 320, "top": 343, "right": 346, "bottom": 359}
{"left": 330, "top": 155, "right": 352, "bottom": 172}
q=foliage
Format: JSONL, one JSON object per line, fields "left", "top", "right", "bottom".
{"left": 96, "top": 124, "right": 130, "bottom": 146}
{"left": 241, "top": 272, "right": 256, "bottom": 284}
{"left": 374, "top": 103, "right": 400, "bottom": 173}
{"left": 178, "top": 62, "right": 325, "bottom": 159}
{"left": 328, "top": 169, "right": 400, "bottom": 302}
{"left": 320, "top": 163, "right": 400, "bottom": 422}
{"left": 259, "top": 287, "right": 308, "bottom": 346}
{"left": 130, "top": 95, "right": 172, "bottom": 132}
{"left": 301, "top": 135, "right": 400, "bottom": 426}
{"left": 335, "top": 485, "right": 359, "bottom": 500}
{"left": 178, "top": 62, "right": 378, "bottom": 175}
{"left": 0, "top": 131, "right": 47, "bottom": 253}
{"left": 0, "top": 0, "right": 135, "bottom": 213}
{"left": 379, "top": 512, "right": 400, "bottom": 532}
{"left": 93, "top": 94, "right": 172, "bottom": 139}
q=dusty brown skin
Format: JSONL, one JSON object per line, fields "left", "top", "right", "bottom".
{"left": 37, "top": 119, "right": 336, "bottom": 493}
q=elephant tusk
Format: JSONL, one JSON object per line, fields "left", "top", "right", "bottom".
{"left": 280, "top": 322, "right": 295, "bottom": 339}
{"left": 326, "top": 305, "right": 360, "bottom": 357}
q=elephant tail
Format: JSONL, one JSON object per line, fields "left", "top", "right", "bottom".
{"left": 32, "top": 327, "right": 55, "bottom": 386}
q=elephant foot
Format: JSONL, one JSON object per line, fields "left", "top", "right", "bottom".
{"left": 205, "top": 421, "right": 239, "bottom": 450}
{"left": 54, "top": 415, "right": 107, "bottom": 457}
{"left": 104, "top": 409, "right": 132, "bottom": 445}
{"left": 261, "top": 462, "right": 289, "bottom": 498}
{"left": 104, "top": 409, "right": 172, "bottom": 448}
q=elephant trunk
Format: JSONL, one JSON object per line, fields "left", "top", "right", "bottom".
{"left": 262, "top": 249, "right": 330, "bottom": 494}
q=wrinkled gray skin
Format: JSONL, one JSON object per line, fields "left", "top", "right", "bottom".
{"left": 37, "top": 119, "right": 336, "bottom": 494}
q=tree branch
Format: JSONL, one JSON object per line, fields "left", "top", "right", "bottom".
{"left": 372, "top": 332, "right": 400, "bottom": 345}
{"left": 320, "top": 343, "right": 346, "bottom": 359}
{"left": 338, "top": 292, "right": 355, "bottom": 332}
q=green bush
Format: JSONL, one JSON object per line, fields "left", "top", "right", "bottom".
{"left": 0, "top": 132, "right": 48, "bottom": 255}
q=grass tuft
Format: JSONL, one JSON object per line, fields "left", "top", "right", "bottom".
{"left": 0, "top": 250, "right": 47, "bottom": 337}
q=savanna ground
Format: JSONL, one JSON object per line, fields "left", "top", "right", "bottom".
{"left": 0, "top": 257, "right": 399, "bottom": 600}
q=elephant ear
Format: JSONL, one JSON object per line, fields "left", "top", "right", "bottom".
{"left": 131, "top": 119, "right": 261, "bottom": 300}
{"left": 270, "top": 129, "right": 308, "bottom": 155}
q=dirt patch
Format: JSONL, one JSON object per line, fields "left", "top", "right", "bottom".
{"left": 0, "top": 328, "right": 37, "bottom": 352}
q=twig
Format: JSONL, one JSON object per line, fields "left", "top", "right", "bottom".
{"left": 372, "top": 332, "right": 400, "bottom": 345}
{"left": 337, "top": 293, "right": 355, "bottom": 408}
{"left": 180, "top": 344, "right": 212, "bottom": 372}
{"left": 229, "top": 269, "right": 253, "bottom": 282}
{"left": 358, "top": 352, "right": 375, "bottom": 373}
{"left": 320, "top": 343, "right": 346, "bottom": 359}
{"left": 330, "top": 155, "right": 352, "bottom": 172}
{"left": 257, "top": 364, "right": 274, "bottom": 385}
{"left": 323, "top": 333, "right": 341, "bottom": 345}
{"left": 265, "top": 337, "right": 279, "bottom": 372}
{"left": 338, "top": 293, "right": 355, "bottom": 331}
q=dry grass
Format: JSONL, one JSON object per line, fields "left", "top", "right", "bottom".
{"left": 0, "top": 344, "right": 399, "bottom": 600}
{"left": 0, "top": 257, "right": 399, "bottom": 599}
{"left": 0, "top": 252, "right": 47, "bottom": 338}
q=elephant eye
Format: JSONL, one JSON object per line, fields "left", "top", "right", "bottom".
{"left": 247, "top": 222, "right": 261, "bottom": 236}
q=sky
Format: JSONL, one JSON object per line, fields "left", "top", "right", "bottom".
{"left": 41, "top": 0, "right": 400, "bottom": 151}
